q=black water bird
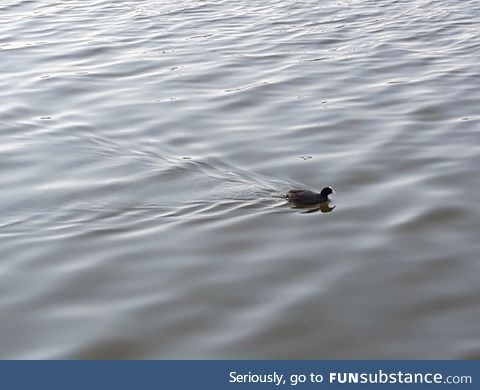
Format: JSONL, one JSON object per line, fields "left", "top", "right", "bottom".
{"left": 286, "top": 186, "right": 334, "bottom": 205}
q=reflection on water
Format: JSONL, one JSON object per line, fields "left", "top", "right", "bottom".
{"left": 289, "top": 201, "right": 336, "bottom": 214}
{"left": 1, "top": 0, "right": 480, "bottom": 359}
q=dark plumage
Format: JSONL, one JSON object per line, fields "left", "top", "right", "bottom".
{"left": 286, "top": 186, "right": 334, "bottom": 205}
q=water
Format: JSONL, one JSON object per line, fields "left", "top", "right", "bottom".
{"left": 1, "top": 0, "right": 479, "bottom": 359}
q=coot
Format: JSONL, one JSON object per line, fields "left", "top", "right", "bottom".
{"left": 286, "top": 186, "right": 334, "bottom": 205}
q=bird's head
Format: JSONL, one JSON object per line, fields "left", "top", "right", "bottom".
{"left": 320, "top": 186, "right": 335, "bottom": 199}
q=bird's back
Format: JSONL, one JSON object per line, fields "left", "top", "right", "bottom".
{"left": 286, "top": 190, "right": 321, "bottom": 204}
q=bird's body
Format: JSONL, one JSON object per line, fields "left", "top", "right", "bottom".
{"left": 286, "top": 186, "right": 334, "bottom": 205}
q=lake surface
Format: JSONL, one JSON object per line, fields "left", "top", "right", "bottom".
{"left": 1, "top": 0, "right": 479, "bottom": 359}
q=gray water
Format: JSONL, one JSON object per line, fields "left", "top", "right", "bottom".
{"left": 1, "top": 0, "right": 479, "bottom": 359}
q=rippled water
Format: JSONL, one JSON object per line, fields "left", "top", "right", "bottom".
{"left": 1, "top": 0, "right": 479, "bottom": 359}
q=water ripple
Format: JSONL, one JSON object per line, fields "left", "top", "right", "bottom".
{"left": 1, "top": 0, "right": 479, "bottom": 359}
